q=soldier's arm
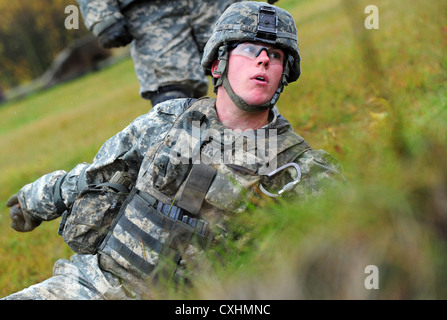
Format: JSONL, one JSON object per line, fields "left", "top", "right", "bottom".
{"left": 13, "top": 111, "right": 154, "bottom": 224}
{"left": 292, "top": 149, "right": 345, "bottom": 199}
{"left": 77, "top": 0, "right": 133, "bottom": 48}
{"left": 77, "top": 0, "right": 122, "bottom": 35}
{"left": 11, "top": 100, "right": 188, "bottom": 227}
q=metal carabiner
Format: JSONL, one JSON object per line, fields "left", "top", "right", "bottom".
{"left": 259, "top": 162, "right": 301, "bottom": 197}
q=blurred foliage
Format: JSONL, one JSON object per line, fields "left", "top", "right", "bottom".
{"left": 0, "top": 0, "right": 88, "bottom": 88}
{"left": 165, "top": 0, "right": 447, "bottom": 299}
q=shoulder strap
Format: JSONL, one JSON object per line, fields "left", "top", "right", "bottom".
{"left": 175, "top": 163, "right": 217, "bottom": 217}
{"left": 53, "top": 173, "right": 68, "bottom": 215}
{"left": 183, "top": 98, "right": 198, "bottom": 110}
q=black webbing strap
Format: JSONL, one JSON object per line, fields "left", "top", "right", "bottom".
{"left": 176, "top": 163, "right": 217, "bottom": 217}
{"left": 53, "top": 174, "right": 68, "bottom": 215}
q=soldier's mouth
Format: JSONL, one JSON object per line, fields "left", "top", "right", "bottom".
{"left": 251, "top": 73, "right": 269, "bottom": 83}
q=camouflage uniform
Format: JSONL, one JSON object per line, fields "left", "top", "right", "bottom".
{"left": 3, "top": 97, "right": 342, "bottom": 300}
{"left": 77, "top": 0, "right": 240, "bottom": 103}
{"left": 3, "top": 2, "right": 344, "bottom": 299}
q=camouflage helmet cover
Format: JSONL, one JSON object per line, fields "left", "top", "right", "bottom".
{"left": 201, "top": 1, "right": 301, "bottom": 83}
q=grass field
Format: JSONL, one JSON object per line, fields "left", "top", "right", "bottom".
{"left": 0, "top": 0, "right": 446, "bottom": 298}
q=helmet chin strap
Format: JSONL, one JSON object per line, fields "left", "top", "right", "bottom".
{"left": 222, "top": 74, "right": 272, "bottom": 113}
{"left": 214, "top": 45, "right": 287, "bottom": 113}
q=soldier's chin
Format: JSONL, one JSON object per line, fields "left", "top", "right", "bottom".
{"left": 246, "top": 99, "right": 273, "bottom": 111}
{"left": 243, "top": 95, "right": 271, "bottom": 108}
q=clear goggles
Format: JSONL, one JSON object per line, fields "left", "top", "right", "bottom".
{"left": 230, "top": 42, "right": 284, "bottom": 65}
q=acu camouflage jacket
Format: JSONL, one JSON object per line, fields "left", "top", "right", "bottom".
{"left": 16, "top": 97, "right": 343, "bottom": 297}
{"left": 17, "top": 97, "right": 342, "bottom": 227}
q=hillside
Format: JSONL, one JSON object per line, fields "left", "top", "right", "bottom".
{"left": 0, "top": 0, "right": 446, "bottom": 299}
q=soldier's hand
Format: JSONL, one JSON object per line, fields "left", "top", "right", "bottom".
{"left": 98, "top": 19, "right": 133, "bottom": 48}
{"left": 6, "top": 194, "right": 41, "bottom": 232}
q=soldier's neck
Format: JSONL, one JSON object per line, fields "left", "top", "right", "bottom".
{"left": 215, "top": 91, "right": 270, "bottom": 131}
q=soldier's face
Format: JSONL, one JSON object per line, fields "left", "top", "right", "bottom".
{"left": 227, "top": 42, "right": 284, "bottom": 106}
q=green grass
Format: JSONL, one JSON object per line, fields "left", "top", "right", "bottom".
{"left": 1, "top": 0, "right": 446, "bottom": 298}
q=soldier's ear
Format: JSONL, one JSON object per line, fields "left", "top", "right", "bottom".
{"left": 211, "top": 60, "right": 221, "bottom": 79}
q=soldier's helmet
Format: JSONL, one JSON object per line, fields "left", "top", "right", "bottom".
{"left": 201, "top": 1, "right": 301, "bottom": 84}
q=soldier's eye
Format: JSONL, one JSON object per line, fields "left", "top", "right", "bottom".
{"left": 269, "top": 50, "right": 283, "bottom": 61}
{"left": 242, "top": 44, "right": 257, "bottom": 54}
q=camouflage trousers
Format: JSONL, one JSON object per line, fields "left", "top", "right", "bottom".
{"left": 2, "top": 254, "right": 130, "bottom": 300}
{"left": 124, "top": 0, "right": 239, "bottom": 99}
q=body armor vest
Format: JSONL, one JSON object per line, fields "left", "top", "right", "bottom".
{"left": 98, "top": 98, "right": 311, "bottom": 283}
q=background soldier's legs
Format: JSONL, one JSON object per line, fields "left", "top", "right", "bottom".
{"left": 124, "top": 0, "right": 208, "bottom": 103}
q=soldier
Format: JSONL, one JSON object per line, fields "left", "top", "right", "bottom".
{"left": 77, "top": 0, "right": 281, "bottom": 106}
{"left": 3, "top": 1, "right": 343, "bottom": 299}
{"left": 77, "top": 0, "right": 243, "bottom": 106}
{"left": 77, "top": 0, "right": 280, "bottom": 106}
